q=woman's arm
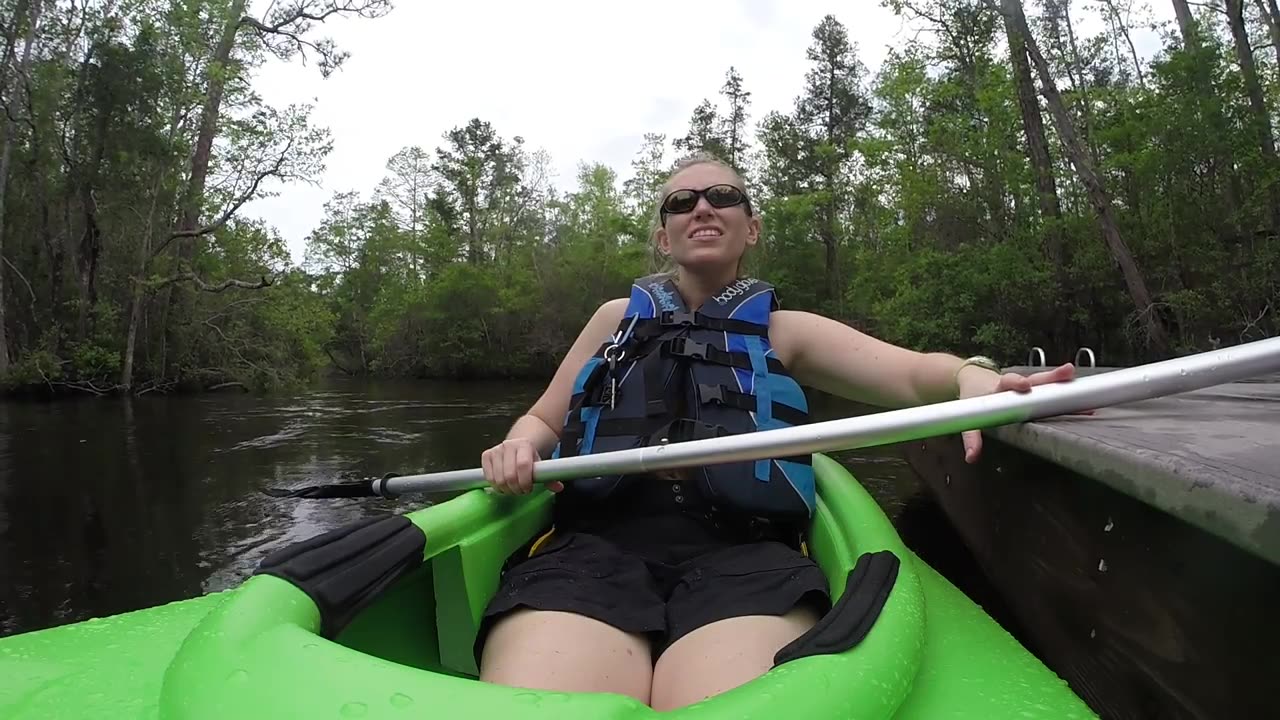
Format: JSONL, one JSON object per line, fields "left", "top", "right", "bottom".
{"left": 483, "top": 298, "right": 628, "bottom": 495}
{"left": 770, "top": 308, "right": 1080, "bottom": 463}
{"left": 770, "top": 309, "right": 996, "bottom": 408}
{"left": 511, "top": 297, "right": 629, "bottom": 456}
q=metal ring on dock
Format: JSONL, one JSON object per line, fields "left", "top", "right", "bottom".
{"left": 1027, "top": 347, "right": 1047, "bottom": 367}
{"left": 1075, "top": 347, "right": 1097, "bottom": 368}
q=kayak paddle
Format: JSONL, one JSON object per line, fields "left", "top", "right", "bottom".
{"left": 264, "top": 336, "right": 1280, "bottom": 499}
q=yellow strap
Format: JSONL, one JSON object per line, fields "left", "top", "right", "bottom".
{"left": 800, "top": 539, "right": 809, "bottom": 557}
{"left": 528, "top": 526, "right": 557, "bottom": 557}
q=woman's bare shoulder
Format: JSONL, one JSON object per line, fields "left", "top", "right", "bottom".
{"left": 767, "top": 309, "right": 817, "bottom": 366}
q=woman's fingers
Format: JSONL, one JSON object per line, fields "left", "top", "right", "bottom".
{"left": 491, "top": 447, "right": 509, "bottom": 494}
{"left": 962, "top": 428, "right": 982, "bottom": 464}
{"left": 514, "top": 441, "right": 534, "bottom": 494}
{"left": 1029, "top": 363, "right": 1076, "bottom": 386}
{"left": 966, "top": 362, "right": 1090, "bottom": 463}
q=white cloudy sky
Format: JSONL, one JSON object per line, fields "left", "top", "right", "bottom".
{"left": 244, "top": 0, "right": 1177, "bottom": 263}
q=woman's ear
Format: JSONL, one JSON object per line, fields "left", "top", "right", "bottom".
{"left": 656, "top": 226, "right": 672, "bottom": 256}
{"left": 745, "top": 215, "right": 761, "bottom": 247}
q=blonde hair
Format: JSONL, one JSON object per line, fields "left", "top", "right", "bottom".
{"left": 648, "top": 151, "right": 756, "bottom": 278}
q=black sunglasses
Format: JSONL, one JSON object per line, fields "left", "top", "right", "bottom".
{"left": 660, "top": 184, "right": 753, "bottom": 226}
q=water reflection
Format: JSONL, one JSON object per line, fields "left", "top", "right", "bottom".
{"left": 0, "top": 378, "right": 929, "bottom": 637}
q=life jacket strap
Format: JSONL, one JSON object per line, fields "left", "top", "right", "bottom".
{"left": 662, "top": 338, "right": 788, "bottom": 374}
{"left": 696, "top": 384, "right": 809, "bottom": 426}
{"left": 557, "top": 417, "right": 730, "bottom": 458}
{"left": 630, "top": 310, "right": 769, "bottom": 340}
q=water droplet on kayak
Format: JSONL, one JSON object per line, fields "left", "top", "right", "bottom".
{"left": 544, "top": 693, "right": 570, "bottom": 703}
{"left": 303, "top": 643, "right": 320, "bottom": 651}
{"left": 513, "top": 692, "right": 540, "bottom": 705}
{"left": 1179, "top": 369, "right": 1188, "bottom": 377}
{"left": 340, "top": 701, "right": 368, "bottom": 717}
{"left": 227, "top": 669, "right": 249, "bottom": 684}
{"left": 389, "top": 693, "right": 413, "bottom": 708}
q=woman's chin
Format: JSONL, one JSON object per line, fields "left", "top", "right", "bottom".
{"left": 675, "top": 250, "right": 738, "bottom": 274}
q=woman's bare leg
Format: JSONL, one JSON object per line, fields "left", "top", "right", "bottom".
{"left": 479, "top": 608, "right": 654, "bottom": 704}
{"left": 649, "top": 607, "right": 819, "bottom": 711}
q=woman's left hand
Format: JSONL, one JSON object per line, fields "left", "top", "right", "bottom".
{"left": 957, "top": 363, "right": 1083, "bottom": 464}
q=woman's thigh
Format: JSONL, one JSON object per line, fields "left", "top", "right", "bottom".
{"left": 480, "top": 608, "right": 654, "bottom": 704}
{"left": 648, "top": 607, "right": 820, "bottom": 711}
{"left": 475, "top": 531, "right": 667, "bottom": 704}
{"left": 648, "top": 539, "right": 830, "bottom": 711}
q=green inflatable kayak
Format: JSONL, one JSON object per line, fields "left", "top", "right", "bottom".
{"left": 0, "top": 454, "right": 1096, "bottom": 719}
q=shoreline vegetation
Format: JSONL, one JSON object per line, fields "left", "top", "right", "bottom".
{"left": 0, "top": 2, "right": 1275, "bottom": 400}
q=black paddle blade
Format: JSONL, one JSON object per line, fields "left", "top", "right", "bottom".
{"left": 260, "top": 480, "right": 378, "bottom": 499}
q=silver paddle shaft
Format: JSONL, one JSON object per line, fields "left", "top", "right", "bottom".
{"left": 380, "top": 337, "right": 1280, "bottom": 497}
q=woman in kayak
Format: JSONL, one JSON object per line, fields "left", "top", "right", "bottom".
{"left": 475, "top": 152, "right": 1076, "bottom": 710}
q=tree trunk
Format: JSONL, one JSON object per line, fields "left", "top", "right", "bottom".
{"left": 74, "top": 79, "right": 112, "bottom": 342}
{"left": 159, "top": 0, "right": 247, "bottom": 375}
{"left": 1051, "top": 0, "right": 1099, "bottom": 164}
{"left": 0, "top": 0, "right": 40, "bottom": 374}
{"left": 1004, "top": 0, "right": 1065, "bottom": 266}
{"left": 120, "top": 168, "right": 169, "bottom": 390}
{"left": 120, "top": 263, "right": 147, "bottom": 389}
{"left": 823, "top": 206, "right": 838, "bottom": 308}
{"left": 1224, "top": 0, "right": 1280, "bottom": 231}
{"left": 994, "top": 0, "right": 1169, "bottom": 351}
{"left": 1259, "top": 0, "right": 1280, "bottom": 74}
{"left": 1005, "top": 0, "right": 1071, "bottom": 356}
{"left": 1171, "top": 0, "right": 1197, "bottom": 47}
{"left": 35, "top": 155, "right": 62, "bottom": 332}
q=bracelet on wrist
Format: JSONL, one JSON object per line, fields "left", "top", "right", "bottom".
{"left": 954, "top": 355, "right": 1000, "bottom": 393}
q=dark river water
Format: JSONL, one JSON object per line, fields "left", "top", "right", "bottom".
{"left": 0, "top": 378, "right": 961, "bottom": 638}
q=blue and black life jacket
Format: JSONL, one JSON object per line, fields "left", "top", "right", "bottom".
{"left": 551, "top": 273, "right": 815, "bottom": 524}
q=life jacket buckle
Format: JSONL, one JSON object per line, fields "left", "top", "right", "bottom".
{"left": 659, "top": 310, "right": 697, "bottom": 327}
{"left": 697, "top": 383, "right": 725, "bottom": 405}
{"left": 665, "top": 337, "right": 708, "bottom": 361}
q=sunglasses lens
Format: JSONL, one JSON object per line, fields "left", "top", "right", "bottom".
{"left": 663, "top": 189, "right": 698, "bottom": 214}
{"left": 705, "top": 185, "right": 743, "bottom": 208}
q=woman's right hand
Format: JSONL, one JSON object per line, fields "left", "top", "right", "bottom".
{"left": 481, "top": 437, "right": 564, "bottom": 495}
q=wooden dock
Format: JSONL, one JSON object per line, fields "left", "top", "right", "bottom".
{"left": 903, "top": 369, "right": 1280, "bottom": 720}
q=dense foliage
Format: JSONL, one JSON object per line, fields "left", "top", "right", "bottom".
{"left": 0, "top": 1, "right": 1276, "bottom": 394}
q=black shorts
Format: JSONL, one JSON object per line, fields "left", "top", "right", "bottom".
{"left": 474, "top": 512, "right": 831, "bottom": 663}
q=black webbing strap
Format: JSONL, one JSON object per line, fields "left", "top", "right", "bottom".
{"left": 696, "top": 384, "right": 809, "bottom": 425}
{"left": 663, "top": 338, "right": 787, "bottom": 374}
{"left": 630, "top": 310, "right": 768, "bottom": 340}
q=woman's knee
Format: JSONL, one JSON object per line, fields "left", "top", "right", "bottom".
{"left": 479, "top": 608, "right": 655, "bottom": 704}
{"left": 649, "top": 607, "right": 819, "bottom": 711}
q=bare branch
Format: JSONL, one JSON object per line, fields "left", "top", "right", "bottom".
{"left": 238, "top": 1, "right": 393, "bottom": 75}
{"left": 241, "top": 4, "right": 352, "bottom": 34}
{"left": 1186, "top": 0, "right": 1228, "bottom": 15}
{"left": 202, "top": 319, "right": 275, "bottom": 383}
{"left": 1239, "top": 302, "right": 1272, "bottom": 341}
{"left": 35, "top": 361, "right": 121, "bottom": 396}
{"left": 154, "top": 138, "right": 294, "bottom": 257}
{"left": 148, "top": 272, "right": 276, "bottom": 293}
{"left": 204, "top": 296, "right": 266, "bottom": 324}
{"left": 1, "top": 254, "right": 35, "bottom": 302}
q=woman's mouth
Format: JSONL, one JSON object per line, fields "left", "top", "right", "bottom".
{"left": 689, "top": 227, "right": 722, "bottom": 240}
